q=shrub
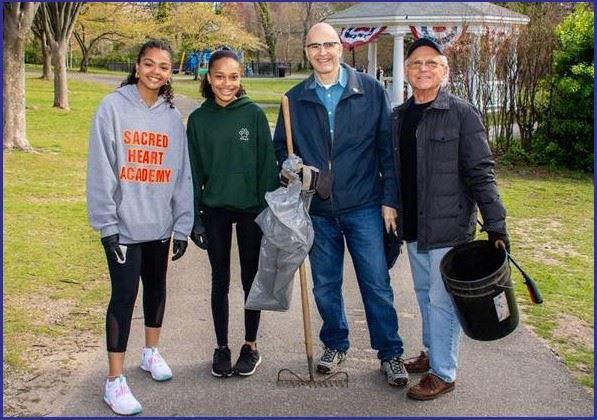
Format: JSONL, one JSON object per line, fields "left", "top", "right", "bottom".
{"left": 534, "top": 4, "right": 594, "bottom": 172}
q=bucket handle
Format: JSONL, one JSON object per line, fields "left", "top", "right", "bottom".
{"left": 477, "top": 220, "right": 543, "bottom": 304}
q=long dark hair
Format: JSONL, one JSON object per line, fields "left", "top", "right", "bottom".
{"left": 200, "top": 49, "right": 246, "bottom": 99}
{"left": 121, "top": 40, "right": 175, "bottom": 108}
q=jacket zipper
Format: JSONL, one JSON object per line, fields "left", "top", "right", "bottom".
{"left": 416, "top": 107, "right": 430, "bottom": 248}
{"left": 329, "top": 111, "right": 335, "bottom": 213}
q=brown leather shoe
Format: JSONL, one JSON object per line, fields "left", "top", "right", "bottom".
{"left": 407, "top": 373, "right": 455, "bottom": 400}
{"left": 404, "top": 350, "right": 429, "bottom": 373}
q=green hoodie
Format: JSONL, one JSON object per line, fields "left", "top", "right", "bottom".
{"left": 187, "top": 96, "right": 279, "bottom": 225}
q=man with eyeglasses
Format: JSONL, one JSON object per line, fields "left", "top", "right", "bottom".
{"left": 273, "top": 22, "right": 409, "bottom": 388}
{"left": 392, "top": 37, "right": 510, "bottom": 400}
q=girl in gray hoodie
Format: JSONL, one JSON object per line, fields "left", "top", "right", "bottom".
{"left": 86, "top": 40, "right": 193, "bottom": 416}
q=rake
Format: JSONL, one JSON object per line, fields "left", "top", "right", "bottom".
{"left": 276, "top": 95, "right": 349, "bottom": 388}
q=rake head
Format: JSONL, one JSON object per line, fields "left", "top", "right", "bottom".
{"left": 277, "top": 368, "right": 349, "bottom": 387}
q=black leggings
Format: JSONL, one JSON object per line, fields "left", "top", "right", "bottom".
{"left": 203, "top": 207, "right": 262, "bottom": 347}
{"left": 104, "top": 239, "right": 170, "bottom": 353}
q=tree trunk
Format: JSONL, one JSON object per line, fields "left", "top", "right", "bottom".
{"left": 39, "top": 2, "right": 82, "bottom": 110}
{"left": 254, "top": 3, "right": 277, "bottom": 69}
{"left": 41, "top": 31, "right": 52, "bottom": 80}
{"left": 3, "top": 2, "right": 40, "bottom": 151}
{"left": 3, "top": 36, "right": 30, "bottom": 151}
{"left": 52, "top": 46, "right": 69, "bottom": 109}
{"left": 301, "top": 2, "right": 313, "bottom": 70}
{"left": 79, "top": 47, "right": 89, "bottom": 73}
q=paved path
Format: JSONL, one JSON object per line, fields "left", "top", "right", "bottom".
{"left": 48, "top": 72, "right": 594, "bottom": 417}
{"left": 50, "top": 247, "right": 593, "bottom": 417}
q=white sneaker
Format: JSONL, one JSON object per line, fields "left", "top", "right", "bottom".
{"left": 103, "top": 375, "right": 143, "bottom": 416}
{"left": 316, "top": 347, "right": 347, "bottom": 374}
{"left": 140, "top": 347, "right": 173, "bottom": 381}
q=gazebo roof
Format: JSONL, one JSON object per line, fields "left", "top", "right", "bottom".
{"left": 325, "top": 2, "right": 530, "bottom": 27}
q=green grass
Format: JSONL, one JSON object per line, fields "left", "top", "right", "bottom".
{"left": 496, "top": 165, "right": 594, "bottom": 387}
{"left": 173, "top": 76, "right": 301, "bottom": 105}
{"left": 3, "top": 77, "right": 594, "bottom": 391}
{"left": 26, "top": 63, "right": 129, "bottom": 77}
{"left": 3, "top": 77, "right": 113, "bottom": 368}
{"left": 25, "top": 65, "right": 295, "bottom": 124}
{"left": 172, "top": 77, "right": 294, "bottom": 124}
{"left": 263, "top": 106, "right": 281, "bottom": 126}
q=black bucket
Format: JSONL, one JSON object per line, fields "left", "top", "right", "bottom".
{"left": 440, "top": 240, "right": 519, "bottom": 341}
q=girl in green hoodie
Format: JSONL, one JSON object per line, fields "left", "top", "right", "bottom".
{"left": 186, "top": 50, "right": 278, "bottom": 378}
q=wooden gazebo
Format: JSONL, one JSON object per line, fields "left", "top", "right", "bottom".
{"left": 325, "top": 2, "right": 529, "bottom": 106}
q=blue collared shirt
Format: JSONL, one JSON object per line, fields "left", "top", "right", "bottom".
{"left": 308, "top": 65, "right": 347, "bottom": 138}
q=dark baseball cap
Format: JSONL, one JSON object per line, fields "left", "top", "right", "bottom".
{"left": 406, "top": 37, "right": 444, "bottom": 58}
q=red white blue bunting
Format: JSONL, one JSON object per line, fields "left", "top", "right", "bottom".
{"left": 409, "top": 25, "right": 467, "bottom": 49}
{"left": 340, "top": 26, "right": 387, "bottom": 50}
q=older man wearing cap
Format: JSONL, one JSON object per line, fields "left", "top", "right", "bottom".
{"left": 392, "top": 37, "right": 509, "bottom": 400}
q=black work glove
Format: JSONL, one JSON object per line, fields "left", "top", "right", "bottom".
{"left": 172, "top": 239, "right": 188, "bottom": 261}
{"left": 487, "top": 231, "right": 511, "bottom": 254}
{"left": 190, "top": 223, "right": 208, "bottom": 250}
{"left": 280, "top": 165, "right": 331, "bottom": 200}
{"left": 101, "top": 233, "right": 125, "bottom": 264}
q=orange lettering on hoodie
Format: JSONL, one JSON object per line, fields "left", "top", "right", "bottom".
{"left": 122, "top": 130, "right": 169, "bottom": 148}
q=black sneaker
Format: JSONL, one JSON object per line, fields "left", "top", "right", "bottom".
{"left": 233, "top": 344, "right": 262, "bottom": 376}
{"left": 211, "top": 346, "right": 233, "bottom": 377}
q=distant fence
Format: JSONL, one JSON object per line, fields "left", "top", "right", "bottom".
{"left": 244, "top": 62, "right": 293, "bottom": 77}
{"left": 106, "top": 62, "right": 135, "bottom": 72}
{"left": 105, "top": 61, "right": 294, "bottom": 78}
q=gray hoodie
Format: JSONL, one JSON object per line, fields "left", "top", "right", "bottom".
{"left": 86, "top": 84, "right": 193, "bottom": 244}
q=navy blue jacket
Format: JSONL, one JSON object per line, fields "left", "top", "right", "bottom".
{"left": 273, "top": 64, "right": 398, "bottom": 216}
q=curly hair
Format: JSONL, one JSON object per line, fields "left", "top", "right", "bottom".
{"left": 121, "top": 40, "right": 175, "bottom": 109}
{"left": 200, "top": 49, "right": 246, "bottom": 100}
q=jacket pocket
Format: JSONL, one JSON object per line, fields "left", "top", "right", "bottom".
{"left": 429, "top": 129, "right": 459, "bottom": 162}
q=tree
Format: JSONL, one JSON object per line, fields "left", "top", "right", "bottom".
{"left": 156, "top": 2, "right": 260, "bottom": 79}
{"left": 3, "top": 2, "right": 40, "bottom": 151}
{"left": 152, "top": 2, "right": 174, "bottom": 23}
{"left": 254, "top": 2, "right": 277, "bottom": 67}
{"left": 38, "top": 2, "right": 83, "bottom": 109}
{"left": 73, "top": 3, "right": 156, "bottom": 73}
{"left": 300, "top": 3, "right": 316, "bottom": 68}
{"left": 536, "top": 3, "right": 594, "bottom": 171}
{"left": 512, "top": 3, "right": 560, "bottom": 153}
{"left": 31, "top": 8, "right": 52, "bottom": 80}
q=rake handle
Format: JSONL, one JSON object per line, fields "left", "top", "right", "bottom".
{"left": 282, "top": 95, "right": 294, "bottom": 155}
{"left": 282, "top": 94, "right": 315, "bottom": 381}
{"left": 299, "top": 264, "right": 315, "bottom": 381}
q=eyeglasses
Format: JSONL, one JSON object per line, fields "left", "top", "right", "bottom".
{"left": 407, "top": 59, "right": 443, "bottom": 70}
{"left": 306, "top": 41, "right": 340, "bottom": 52}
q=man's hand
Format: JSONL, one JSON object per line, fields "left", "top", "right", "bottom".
{"left": 279, "top": 167, "right": 299, "bottom": 187}
{"left": 101, "top": 234, "right": 125, "bottom": 264}
{"left": 382, "top": 206, "right": 397, "bottom": 234}
{"left": 280, "top": 164, "right": 331, "bottom": 199}
{"left": 190, "top": 223, "right": 208, "bottom": 250}
{"left": 172, "top": 239, "right": 188, "bottom": 261}
{"left": 488, "top": 231, "right": 510, "bottom": 253}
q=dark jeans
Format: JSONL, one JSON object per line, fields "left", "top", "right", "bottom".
{"left": 309, "top": 205, "right": 404, "bottom": 361}
{"left": 105, "top": 239, "right": 170, "bottom": 353}
{"left": 203, "top": 207, "right": 262, "bottom": 347}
